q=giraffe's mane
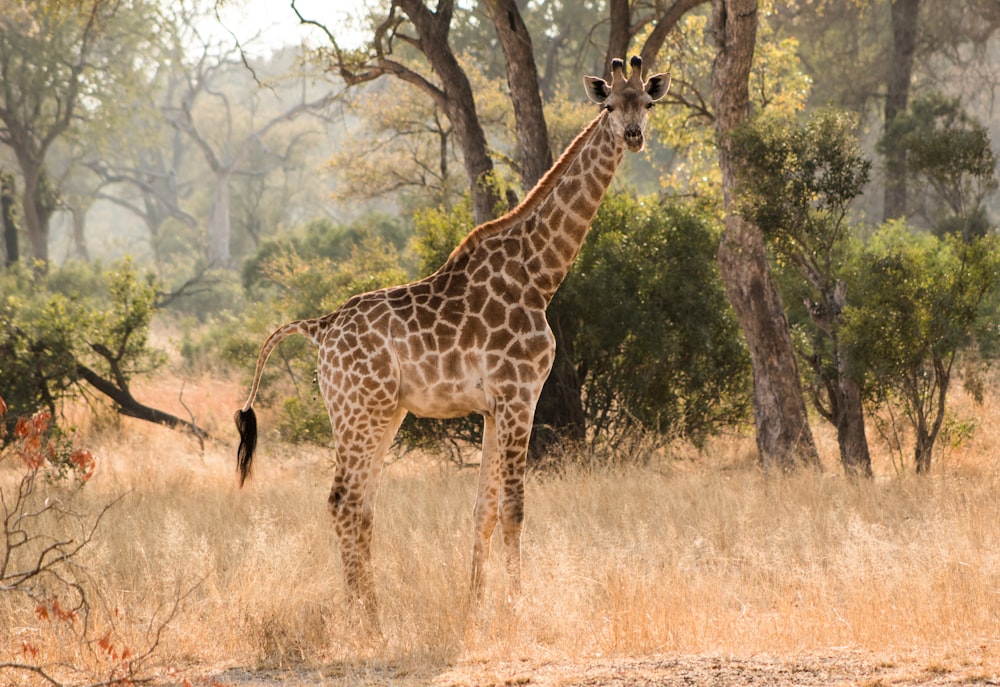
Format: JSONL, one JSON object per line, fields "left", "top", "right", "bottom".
{"left": 443, "top": 109, "right": 608, "bottom": 264}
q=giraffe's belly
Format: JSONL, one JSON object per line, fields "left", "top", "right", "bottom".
{"left": 399, "top": 378, "right": 489, "bottom": 419}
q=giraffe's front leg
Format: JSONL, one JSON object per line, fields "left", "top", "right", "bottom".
{"left": 471, "top": 416, "right": 500, "bottom": 602}
{"left": 495, "top": 406, "right": 531, "bottom": 605}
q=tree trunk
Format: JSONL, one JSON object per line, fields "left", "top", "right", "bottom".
{"left": 445, "top": 95, "right": 501, "bottom": 224}
{"left": 207, "top": 170, "right": 232, "bottom": 266}
{"left": 834, "top": 373, "right": 872, "bottom": 477}
{"left": 912, "top": 358, "right": 948, "bottom": 474}
{"left": 22, "top": 169, "right": 51, "bottom": 267}
{"left": 883, "top": 0, "right": 921, "bottom": 221}
{"left": 605, "top": 0, "right": 632, "bottom": 78}
{"left": 914, "top": 426, "right": 933, "bottom": 474}
{"left": 485, "top": 0, "right": 552, "bottom": 191}
{"left": 711, "top": 0, "right": 820, "bottom": 471}
{"left": 68, "top": 204, "right": 90, "bottom": 261}
{"left": 639, "top": 0, "right": 712, "bottom": 69}
{"left": 806, "top": 283, "right": 872, "bottom": 476}
{"left": 485, "top": 0, "right": 582, "bottom": 459}
{"left": 398, "top": 0, "right": 504, "bottom": 225}
{"left": 1, "top": 171, "right": 18, "bottom": 267}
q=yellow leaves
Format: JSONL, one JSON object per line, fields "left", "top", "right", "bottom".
{"left": 328, "top": 82, "right": 462, "bottom": 204}
{"left": 7, "top": 0, "right": 111, "bottom": 34}
{"left": 752, "top": 35, "right": 811, "bottom": 117}
{"left": 648, "top": 3, "right": 811, "bottom": 197}
{"left": 0, "top": 0, "right": 35, "bottom": 32}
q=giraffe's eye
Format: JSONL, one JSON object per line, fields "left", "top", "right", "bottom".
{"left": 604, "top": 104, "right": 615, "bottom": 113}
{"left": 645, "top": 102, "right": 655, "bottom": 110}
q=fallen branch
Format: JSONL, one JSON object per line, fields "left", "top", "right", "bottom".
{"left": 75, "top": 364, "right": 209, "bottom": 442}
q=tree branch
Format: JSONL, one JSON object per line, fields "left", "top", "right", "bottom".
{"left": 75, "top": 363, "right": 208, "bottom": 439}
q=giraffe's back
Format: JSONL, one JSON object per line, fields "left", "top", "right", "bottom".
{"left": 314, "top": 241, "right": 556, "bottom": 423}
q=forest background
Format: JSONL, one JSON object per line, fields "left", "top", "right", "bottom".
{"left": 4, "top": 0, "right": 1000, "bottom": 477}
{"left": 3, "top": 0, "right": 1000, "bottom": 684}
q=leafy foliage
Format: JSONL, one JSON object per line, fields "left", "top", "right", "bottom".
{"left": 4, "top": 406, "right": 95, "bottom": 486}
{"left": 844, "top": 222, "right": 1000, "bottom": 471}
{"left": 732, "top": 105, "right": 1000, "bottom": 473}
{"left": 653, "top": 0, "right": 812, "bottom": 196}
{"left": 880, "top": 93, "right": 998, "bottom": 239}
{"left": 411, "top": 196, "right": 474, "bottom": 277}
{"left": 731, "top": 109, "right": 870, "bottom": 280}
{"left": 0, "top": 397, "right": 181, "bottom": 685}
{"left": 0, "top": 259, "right": 164, "bottom": 440}
{"left": 242, "top": 214, "right": 412, "bottom": 295}
{"left": 557, "top": 193, "right": 751, "bottom": 448}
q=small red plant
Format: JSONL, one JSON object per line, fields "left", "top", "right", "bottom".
{"left": 5, "top": 403, "right": 96, "bottom": 485}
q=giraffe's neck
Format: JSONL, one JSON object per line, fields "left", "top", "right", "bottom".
{"left": 522, "top": 112, "right": 623, "bottom": 301}
{"left": 445, "top": 111, "right": 625, "bottom": 304}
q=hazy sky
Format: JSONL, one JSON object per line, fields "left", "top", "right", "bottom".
{"left": 215, "top": 0, "right": 369, "bottom": 56}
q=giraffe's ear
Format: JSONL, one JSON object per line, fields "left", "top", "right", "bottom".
{"left": 645, "top": 73, "right": 671, "bottom": 102}
{"left": 584, "top": 76, "right": 611, "bottom": 104}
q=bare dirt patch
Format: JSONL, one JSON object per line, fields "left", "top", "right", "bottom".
{"left": 202, "top": 651, "right": 1000, "bottom": 686}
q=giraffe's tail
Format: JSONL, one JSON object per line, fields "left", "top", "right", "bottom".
{"left": 236, "top": 319, "right": 319, "bottom": 487}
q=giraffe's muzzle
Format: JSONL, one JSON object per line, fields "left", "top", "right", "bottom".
{"left": 624, "top": 124, "right": 644, "bottom": 152}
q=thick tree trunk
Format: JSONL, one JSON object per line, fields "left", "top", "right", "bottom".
{"left": 606, "top": 0, "right": 710, "bottom": 78}
{"left": 711, "top": 0, "right": 820, "bottom": 471}
{"left": 68, "top": 204, "right": 90, "bottom": 261}
{"left": 807, "top": 283, "right": 872, "bottom": 476}
{"left": 486, "top": 0, "right": 552, "bottom": 191}
{"left": 605, "top": 0, "right": 632, "bottom": 78}
{"left": 1, "top": 171, "right": 18, "bottom": 267}
{"left": 883, "top": 0, "right": 921, "bottom": 221}
{"left": 485, "top": 0, "right": 581, "bottom": 459}
{"left": 446, "top": 97, "right": 502, "bottom": 224}
{"left": 398, "top": 0, "right": 504, "bottom": 225}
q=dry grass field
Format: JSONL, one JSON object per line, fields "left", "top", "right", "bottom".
{"left": 4, "top": 370, "right": 1000, "bottom": 685}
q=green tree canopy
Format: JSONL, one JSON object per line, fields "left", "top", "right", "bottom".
{"left": 845, "top": 223, "right": 1000, "bottom": 472}
{"left": 730, "top": 108, "right": 873, "bottom": 475}
{"left": 0, "top": 259, "right": 203, "bottom": 441}
{"left": 880, "top": 93, "right": 998, "bottom": 240}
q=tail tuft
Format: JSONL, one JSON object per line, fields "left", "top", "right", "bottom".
{"left": 235, "top": 407, "right": 258, "bottom": 487}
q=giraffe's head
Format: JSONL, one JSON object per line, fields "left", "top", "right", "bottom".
{"left": 584, "top": 56, "right": 670, "bottom": 152}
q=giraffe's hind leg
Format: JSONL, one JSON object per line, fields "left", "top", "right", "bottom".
{"left": 327, "top": 405, "right": 407, "bottom": 627}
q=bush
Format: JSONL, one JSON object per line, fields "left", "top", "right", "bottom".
{"left": 0, "top": 259, "right": 164, "bottom": 440}
{"left": 0, "top": 396, "right": 179, "bottom": 685}
{"left": 844, "top": 222, "right": 1000, "bottom": 471}
{"left": 557, "top": 193, "right": 751, "bottom": 448}
{"left": 241, "top": 214, "right": 412, "bottom": 296}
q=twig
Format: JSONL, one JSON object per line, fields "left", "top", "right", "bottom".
{"left": 178, "top": 383, "right": 205, "bottom": 452}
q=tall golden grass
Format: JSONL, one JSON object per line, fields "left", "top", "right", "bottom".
{"left": 3, "top": 371, "right": 1000, "bottom": 681}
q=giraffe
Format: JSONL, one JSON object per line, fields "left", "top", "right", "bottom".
{"left": 235, "top": 56, "right": 669, "bottom": 619}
